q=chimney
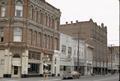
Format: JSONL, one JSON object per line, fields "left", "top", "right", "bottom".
{"left": 89, "top": 18, "right": 93, "bottom": 22}
{"left": 76, "top": 20, "right": 78, "bottom": 23}
{"left": 101, "top": 23, "right": 104, "bottom": 27}
{"left": 66, "top": 22, "right": 68, "bottom": 24}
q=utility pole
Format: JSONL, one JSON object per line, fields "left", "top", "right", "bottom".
{"left": 110, "top": 45, "right": 113, "bottom": 74}
{"left": 77, "top": 32, "right": 80, "bottom": 72}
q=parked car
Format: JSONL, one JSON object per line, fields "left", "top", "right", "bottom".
{"left": 62, "top": 71, "right": 80, "bottom": 79}
{"left": 71, "top": 71, "right": 80, "bottom": 79}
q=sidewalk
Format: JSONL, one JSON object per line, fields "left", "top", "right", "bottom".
{"left": 80, "top": 73, "right": 118, "bottom": 79}
{"left": 0, "top": 77, "right": 62, "bottom": 81}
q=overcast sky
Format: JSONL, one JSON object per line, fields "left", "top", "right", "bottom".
{"left": 47, "top": 0, "right": 119, "bottom": 46}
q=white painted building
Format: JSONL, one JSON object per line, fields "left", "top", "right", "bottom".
{"left": 59, "top": 33, "right": 94, "bottom": 76}
{"left": 59, "top": 33, "right": 75, "bottom": 76}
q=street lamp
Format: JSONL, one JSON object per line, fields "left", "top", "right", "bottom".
{"left": 72, "top": 32, "right": 80, "bottom": 72}
{"left": 77, "top": 32, "right": 80, "bottom": 72}
{"left": 42, "top": 55, "right": 50, "bottom": 80}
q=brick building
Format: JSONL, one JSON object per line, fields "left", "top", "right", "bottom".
{"left": 107, "top": 46, "right": 119, "bottom": 74}
{"left": 0, "top": 0, "right": 61, "bottom": 78}
{"left": 60, "top": 19, "right": 108, "bottom": 75}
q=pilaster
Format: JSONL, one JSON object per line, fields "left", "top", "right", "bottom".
{"left": 21, "top": 50, "right": 28, "bottom": 77}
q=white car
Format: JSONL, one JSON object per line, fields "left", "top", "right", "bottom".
{"left": 62, "top": 71, "right": 80, "bottom": 79}
{"left": 71, "top": 71, "right": 80, "bottom": 79}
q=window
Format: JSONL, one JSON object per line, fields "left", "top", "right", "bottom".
{"left": 15, "top": 0, "right": 23, "bottom": 17}
{"left": 61, "top": 45, "right": 66, "bottom": 54}
{"left": 13, "top": 27, "right": 22, "bottom": 42}
{"left": 29, "top": 6, "right": 33, "bottom": 19}
{"left": 44, "top": 35, "right": 47, "bottom": 48}
{"left": 68, "top": 47, "right": 72, "bottom": 57}
{"left": 54, "top": 38, "right": 59, "bottom": 50}
{"left": 1, "top": 6, "right": 6, "bottom": 17}
{"left": 0, "top": 28, "right": 4, "bottom": 42}
{"left": 13, "top": 53, "right": 20, "bottom": 58}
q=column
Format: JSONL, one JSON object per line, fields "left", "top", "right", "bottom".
{"left": 21, "top": 50, "right": 28, "bottom": 77}
{"left": 51, "top": 55, "right": 55, "bottom": 76}
{"left": 4, "top": 49, "right": 12, "bottom": 77}
{"left": 40, "top": 53, "right": 44, "bottom": 75}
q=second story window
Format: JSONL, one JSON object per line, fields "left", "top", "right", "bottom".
{"left": 0, "top": 1, "right": 7, "bottom": 17}
{"left": 15, "top": 0, "right": 23, "bottom": 17}
{"left": 68, "top": 47, "right": 72, "bottom": 58}
{"left": 0, "top": 28, "right": 4, "bottom": 42}
{"left": 61, "top": 45, "right": 66, "bottom": 54}
{"left": 13, "top": 27, "right": 22, "bottom": 42}
{"left": 1, "top": 6, "right": 6, "bottom": 17}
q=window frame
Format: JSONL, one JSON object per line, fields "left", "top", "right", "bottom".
{"left": 0, "top": 27, "right": 4, "bottom": 42}
{"left": 13, "top": 27, "right": 22, "bottom": 42}
{"left": 15, "top": 0, "right": 23, "bottom": 17}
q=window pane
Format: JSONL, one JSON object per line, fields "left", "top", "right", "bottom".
{"left": 62, "top": 45, "right": 66, "bottom": 54}
{"left": 13, "top": 28, "right": 22, "bottom": 42}
{"left": 0, "top": 28, "right": 4, "bottom": 42}
{"left": 14, "top": 36, "right": 22, "bottom": 42}
{"left": 1, "top": 7, "right": 6, "bottom": 17}
{"left": 15, "top": 5, "right": 23, "bottom": 17}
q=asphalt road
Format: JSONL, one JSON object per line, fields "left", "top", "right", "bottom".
{"left": 62, "top": 74, "right": 119, "bottom": 81}
{"left": 0, "top": 74, "right": 119, "bottom": 81}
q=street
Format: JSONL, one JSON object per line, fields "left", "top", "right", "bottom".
{"left": 62, "top": 74, "right": 119, "bottom": 81}
{"left": 0, "top": 74, "right": 119, "bottom": 81}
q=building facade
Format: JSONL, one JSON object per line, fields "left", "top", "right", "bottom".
{"left": 0, "top": 0, "right": 61, "bottom": 78}
{"left": 59, "top": 33, "right": 74, "bottom": 75}
{"left": 107, "top": 46, "right": 119, "bottom": 74}
{"left": 59, "top": 33, "right": 93, "bottom": 76}
{"left": 60, "top": 19, "right": 107, "bottom": 75}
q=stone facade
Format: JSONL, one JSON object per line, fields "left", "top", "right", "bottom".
{"left": 0, "top": 0, "right": 61, "bottom": 78}
{"left": 60, "top": 19, "right": 107, "bottom": 75}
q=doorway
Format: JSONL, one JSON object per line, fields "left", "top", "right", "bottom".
{"left": 12, "top": 66, "right": 21, "bottom": 77}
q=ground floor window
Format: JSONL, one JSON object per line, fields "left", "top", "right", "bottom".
{"left": 28, "top": 63, "right": 39, "bottom": 74}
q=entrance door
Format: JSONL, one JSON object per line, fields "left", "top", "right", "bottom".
{"left": 12, "top": 66, "right": 20, "bottom": 77}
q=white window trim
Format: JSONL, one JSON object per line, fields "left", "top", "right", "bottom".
{"left": 15, "top": 5, "right": 23, "bottom": 17}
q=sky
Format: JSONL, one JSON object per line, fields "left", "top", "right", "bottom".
{"left": 46, "top": 0, "right": 119, "bottom": 46}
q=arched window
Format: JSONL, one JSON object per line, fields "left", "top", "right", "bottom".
{"left": 13, "top": 53, "right": 20, "bottom": 58}
{"left": 0, "top": 1, "right": 7, "bottom": 17}
{"left": 15, "top": 0, "right": 23, "bottom": 17}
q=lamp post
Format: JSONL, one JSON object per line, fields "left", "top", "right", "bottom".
{"left": 43, "top": 55, "right": 50, "bottom": 80}
{"left": 77, "top": 32, "right": 80, "bottom": 72}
